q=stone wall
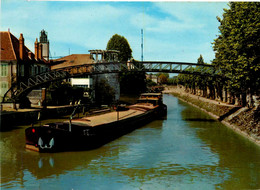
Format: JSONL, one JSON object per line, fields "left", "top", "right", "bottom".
{"left": 93, "top": 73, "right": 120, "bottom": 102}
{"left": 0, "top": 105, "right": 77, "bottom": 131}
{"left": 165, "top": 85, "right": 260, "bottom": 146}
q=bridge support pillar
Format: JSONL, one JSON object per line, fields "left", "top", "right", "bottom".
{"left": 41, "top": 88, "right": 46, "bottom": 108}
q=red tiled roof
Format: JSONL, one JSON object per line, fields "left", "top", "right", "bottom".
{"left": 0, "top": 32, "right": 16, "bottom": 61}
{"left": 51, "top": 54, "right": 94, "bottom": 70}
{"left": 0, "top": 31, "right": 34, "bottom": 62}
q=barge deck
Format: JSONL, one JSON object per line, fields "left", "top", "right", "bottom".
{"left": 25, "top": 93, "right": 167, "bottom": 152}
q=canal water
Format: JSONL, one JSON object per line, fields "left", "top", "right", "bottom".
{"left": 1, "top": 94, "right": 260, "bottom": 189}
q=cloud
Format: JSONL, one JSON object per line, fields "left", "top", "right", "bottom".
{"left": 130, "top": 12, "right": 204, "bottom": 34}
{"left": 1, "top": 1, "right": 228, "bottom": 62}
{"left": 128, "top": 2, "right": 228, "bottom": 35}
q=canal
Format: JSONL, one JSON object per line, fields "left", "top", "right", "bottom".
{"left": 1, "top": 94, "right": 260, "bottom": 189}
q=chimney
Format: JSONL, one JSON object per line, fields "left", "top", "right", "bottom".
{"left": 28, "top": 52, "right": 34, "bottom": 60}
{"left": 19, "top": 33, "right": 24, "bottom": 60}
{"left": 35, "top": 38, "right": 38, "bottom": 60}
{"left": 38, "top": 43, "right": 43, "bottom": 60}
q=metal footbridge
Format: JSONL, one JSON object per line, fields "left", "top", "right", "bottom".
{"left": 3, "top": 61, "right": 219, "bottom": 102}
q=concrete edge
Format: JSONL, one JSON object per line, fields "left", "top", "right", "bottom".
{"left": 169, "top": 93, "right": 260, "bottom": 147}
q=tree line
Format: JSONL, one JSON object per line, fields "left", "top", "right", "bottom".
{"left": 170, "top": 2, "right": 259, "bottom": 107}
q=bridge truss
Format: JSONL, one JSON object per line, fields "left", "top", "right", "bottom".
{"left": 3, "top": 61, "right": 220, "bottom": 102}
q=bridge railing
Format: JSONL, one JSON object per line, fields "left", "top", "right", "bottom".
{"left": 123, "top": 61, "right": 217, "bottom": 76}
{"left": 3, "top": 70, "right": 69, "bottom": 102}
{"left": 3, "top": 61, "right": 220, "bottom": 102}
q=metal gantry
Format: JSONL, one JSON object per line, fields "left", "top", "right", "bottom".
{"left": 3, "top": 61, "right": 219, "bottom": 102}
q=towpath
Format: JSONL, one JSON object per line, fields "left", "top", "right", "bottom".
{"left": 163, "top": 85, "right": 236, "bottom": 107}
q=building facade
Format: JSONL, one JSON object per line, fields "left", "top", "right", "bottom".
{"left": 39, "top": 30, "right": 49, "bottom": 61}
{"left": 89, "top": 50, "right": 120, "bottom": 102}
{"left": 0, "top": 31, "right": 50, "bottom": 102}
{"left": 51, "top": 50, "right": 120, "bottom": 103}
{"left": 146, "top": 73, "right": 159, "bottom": 84}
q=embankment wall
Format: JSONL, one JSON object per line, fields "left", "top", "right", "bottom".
{"left": 0, "top": 105, "right": 77, "bottom": 130}
{"left": 164, "top": 86, "right": 260, "bottom": 146}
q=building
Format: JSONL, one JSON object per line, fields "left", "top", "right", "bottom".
{"left": 146, "top": 73, "right": 159, "bottom": 84}
{"left": 51, "top": 54, "right": 94, "bottom": 89}
{"left": 51, "top": 50, "right": 120, "bottom": 103}
{"left": 39, "top": 30, "right": 49, "bottom": 61}
{"left": 89, "top": 50, "right": 120, "bottom": 102}
{"left": 0, "top": 31, "right": 50, "bottom": 102}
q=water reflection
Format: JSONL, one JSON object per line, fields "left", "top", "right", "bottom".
{"left": 179, "top": 100, "right": 260, "bottom": 189}
{"left": 184, "top": 118, "right": 216, "bottom": 122}
{"left": 1, "top": 118, "right": 165, "bottom": 182}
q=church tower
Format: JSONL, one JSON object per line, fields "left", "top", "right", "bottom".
{"left": 39, "top": 29, "right": 49, "bottom": 61}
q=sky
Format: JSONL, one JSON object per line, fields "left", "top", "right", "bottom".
{"left": 1, "top": 0, "right": 229, "bottom": 63}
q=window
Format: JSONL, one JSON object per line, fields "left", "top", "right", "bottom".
{"left": 34, "top": 66, "right": 38, "bottom": 75}
{"left": 31, "top": 66, "right": 34, "bottom": 75}
{"left": 0, "top": 82, "right": 8, "bottom": 96}
{"left": 0, "top": 64, "right": 8, "bottom": 77}
{"left": 20, "top": 64, "right": 24, "bottom": 76}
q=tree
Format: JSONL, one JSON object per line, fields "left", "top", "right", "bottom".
{"left": 47, "top": 81, "right": 88, "bottom": 105}
{"left": 95, "top": 79, "right": 115, "bottom": 105}
{"left": 157, "top": 73, "right": 169, "bottom": 84}
{"left": 146, "top": 79, "right": 157, "bottom": 87}
{"left": 195, "top": 55, "right": 208, "bottom": 97}
{"left": 197, "top": 54, "right": 204, "bottom": 65}
{"left": 167, "top": 76, "right": 178, "bottom": 85}
{"left": 48, "top": 81, "right": 73, "bottom": 105}
{"left": 106, "top": 34, "right": 132, "bottom": 62}
{"left": 106, "top": 34, "right": 146, "bottom": 95}
{"left": 174, "top": 55, "right": 217, "bottom": 98}
{"left": 213, "top": 2, "right": 260, "bottom": 104}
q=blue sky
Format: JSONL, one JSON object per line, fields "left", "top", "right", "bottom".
{"left": 1, "top": 1, "right": 228, "bottom": 63}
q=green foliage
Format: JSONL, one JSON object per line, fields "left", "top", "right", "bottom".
{"left": 176, "top": 3, "right": 260, "bottom": 105}
{"left": 47, "top": 81, "right": 87, "bottom": 105}
{"left": 106, "top": 34, "right": 146, "bottom": 95}
{"left": 167, "top": 76, "right": 178, "bottom": 85}
{"left": 106, "top": 34, "right": 132, "bottom": 62}
{"left": 213, "top": 2, "right": 260, "bottom": 95}
{"left": 146, "top": 79, "right": 157, "bottom": 87}
{"left": 119, "top": 70, "right": 147, "bottom": 95}
{"left": 197, "top": 54, "right": 205, "bottom": 65}
{"left": 158, "top": 73, "right": 169, "bottom": 84}
{"left": 95, "top": 79, "right": 115, "bottom": 105}
{"left": 175, "top": 55, "right": 217, "bottom": 98}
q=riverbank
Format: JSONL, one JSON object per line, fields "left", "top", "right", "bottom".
{"left": 163, "top": 86, "right": 260, "bottom": 146}
{"left": 0, "top": 105, "right": 81, "bottom": 131}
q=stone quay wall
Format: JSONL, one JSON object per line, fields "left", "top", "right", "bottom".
{"left": 163, "top": 85, "right": 260, "bottom": 146}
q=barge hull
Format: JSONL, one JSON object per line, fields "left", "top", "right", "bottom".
{"left": 26, "top": 106, "right": 165, "bottom": 152}
{"left": 25, "top": 93, "right": 167, "bottom": 152}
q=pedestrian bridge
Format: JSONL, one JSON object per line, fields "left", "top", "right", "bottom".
{"left": 3, "top": 61, "right": 219, "bottom": 102}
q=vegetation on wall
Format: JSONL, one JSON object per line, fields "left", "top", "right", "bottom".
{"left": 94, "top": 79, "right": 115, "bottom": 105}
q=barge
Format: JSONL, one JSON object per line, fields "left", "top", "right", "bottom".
{"left": 25, "top": 93, "right": 167, "bottom": 152}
